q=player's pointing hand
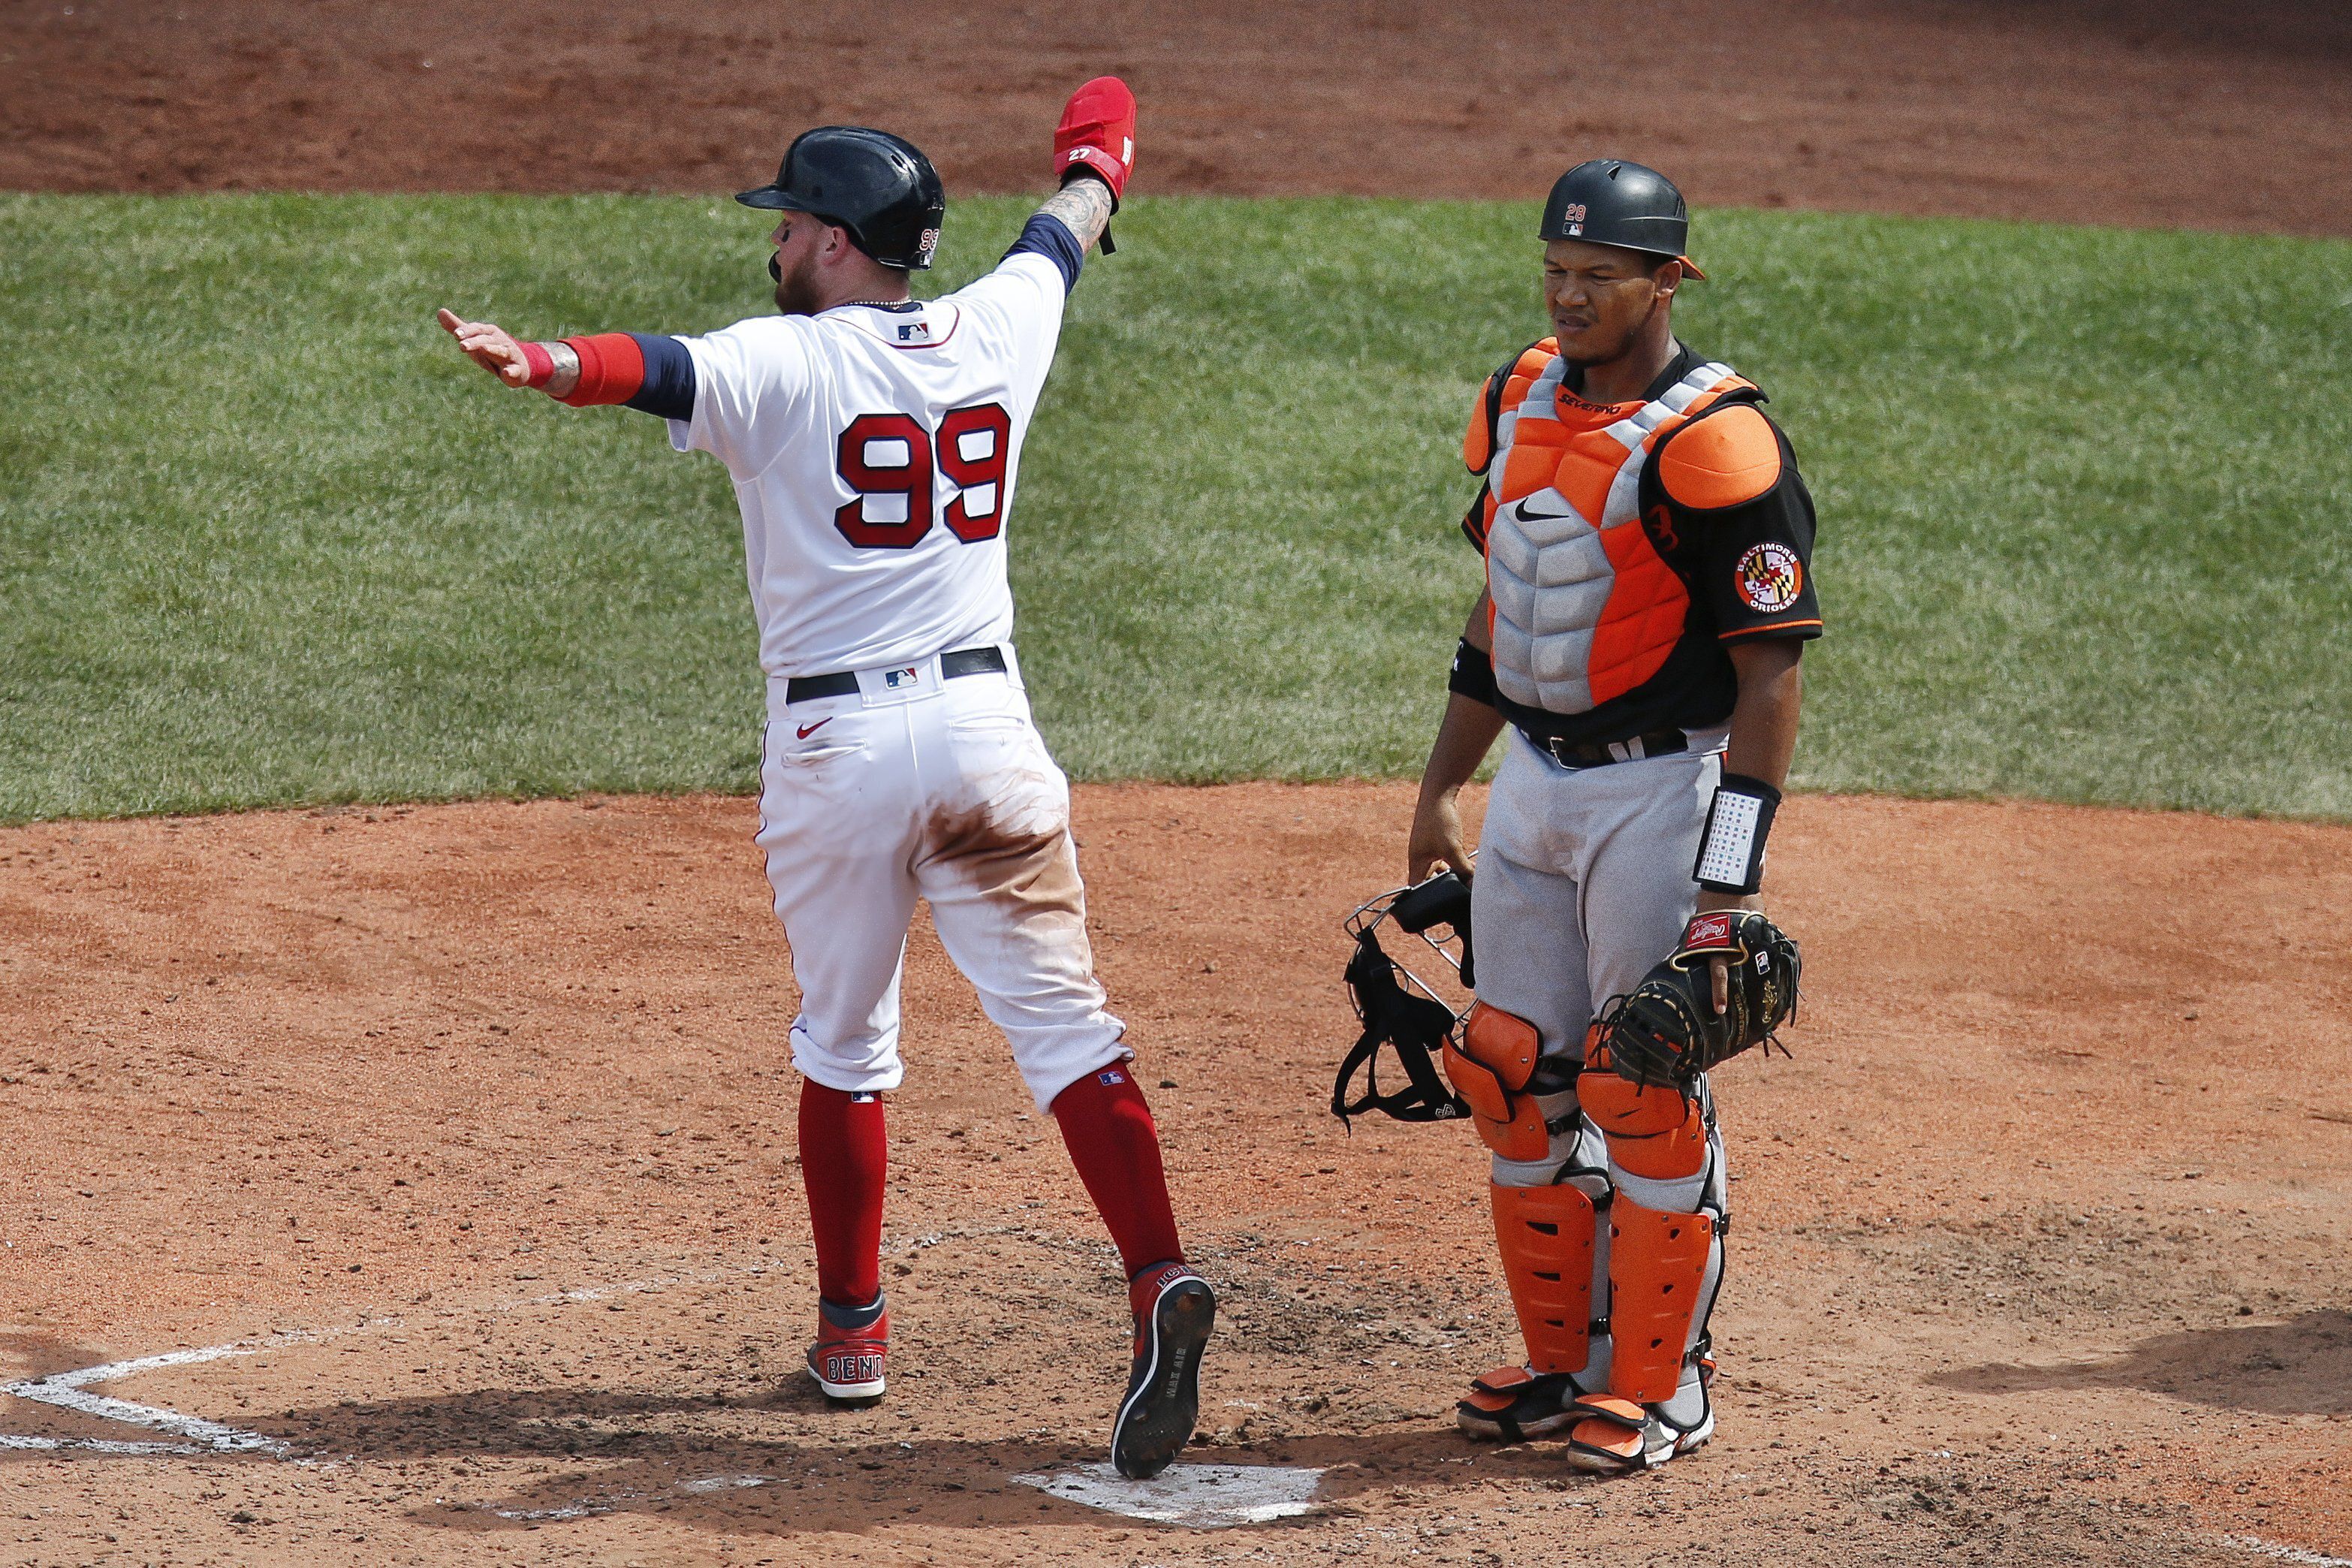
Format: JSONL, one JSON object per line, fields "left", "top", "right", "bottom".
{"left": 436, "top": 306, "right": 532, "bottom": 387}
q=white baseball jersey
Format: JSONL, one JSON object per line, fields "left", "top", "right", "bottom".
{"left": 665, "top": 252, "right": 1069, "bottom": 677}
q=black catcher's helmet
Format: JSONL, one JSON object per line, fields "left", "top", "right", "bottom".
{"left": 1538, "top": 158, "right": 1706, "bottom": 279}
{"left": 736, "top": 126, "right": 946, "bottom": 270}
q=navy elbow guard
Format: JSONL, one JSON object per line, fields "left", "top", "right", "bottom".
{"left": 1003, "top": 213, "right": 1087, "bottom": 291}
{"left": 624, "top": 333, "right": 697, "bottom": 421}
{"left": 1693, "top": 772, "right": 1781, "bottom": 894}
{"left": 1448, "top": 639, "right": 1500, "bottom": 709}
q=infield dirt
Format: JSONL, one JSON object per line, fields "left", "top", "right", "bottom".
{"left": 4, "top": 785, "right": 2350, "bottom": 1564}
{"left": 7, "top": 0, "right": 2352, "bottom": 236}
{"left": 9, "top": 3, "right": 2352, "bottom": 1562}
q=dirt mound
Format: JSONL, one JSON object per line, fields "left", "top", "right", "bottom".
{"left": 3, "top": 785, "right": 2348, "bottom": 1561}
{"left": 7, "top": 1, "right": 2350, "bottom": 234}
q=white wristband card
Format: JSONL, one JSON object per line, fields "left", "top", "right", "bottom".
{"left": 1694, "top": 775, "right": 1780, "bottom": 894}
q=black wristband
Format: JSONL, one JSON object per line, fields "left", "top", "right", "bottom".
{"left": 1693, "top": 770, "right": 1782, "bottom": 894}
{"left": 1447, "top": 639, "right": 1499, "bottom": 710}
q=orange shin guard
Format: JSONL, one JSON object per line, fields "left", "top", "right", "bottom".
{"left": 1606, "top": 1196, "right": 1717, "bottom": 1404}
{"left": 1491, "top": 1181, "right": 1597, "bottom": 1375}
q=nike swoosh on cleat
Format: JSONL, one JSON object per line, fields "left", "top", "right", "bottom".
{"left": 796, "top": 719, "right": 832, "bottom": 740}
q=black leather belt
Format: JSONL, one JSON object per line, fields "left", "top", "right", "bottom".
{"left": 1523, "top": 727, "right": 1687, "bottom": 770}
{"left": 783, "top": 644, "right": 1007, "bottom": 704}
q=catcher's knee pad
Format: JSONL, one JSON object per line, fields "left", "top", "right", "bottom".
{"left": 1603, "top": 1194, "right": 1724, "bottom": 1406}
{"left": 1491, "top": 1181, "right": 1600, "bottom": 1377}
{"left": 1577, "top": 1048, "right": 1708, "bottom": 1181}
{"left": 1446, "top": 1002, "right": 1560, "bottom": 1161}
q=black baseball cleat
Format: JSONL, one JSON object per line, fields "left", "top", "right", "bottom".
{"left": 1111, "top": 1262, "right": 1216, "bottom": 1479}
{"left": 1456, "top": 1364, "right": 1588, "bottom": 1442}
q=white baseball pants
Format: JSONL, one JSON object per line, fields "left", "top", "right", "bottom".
{"left": 756, "top": 645, "right": 1129, "bottom": 1109}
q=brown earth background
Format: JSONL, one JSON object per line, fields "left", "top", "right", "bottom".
{"left": 7, "top": 0, "right": 2352, "bottom": 234}
{"left": 7, "top": 4, "right": 2352, "bottom": 1565}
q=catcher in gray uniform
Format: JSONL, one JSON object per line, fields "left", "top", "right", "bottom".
{"left": 1407, "top": 158, "right": 1817, "bottom": 1472}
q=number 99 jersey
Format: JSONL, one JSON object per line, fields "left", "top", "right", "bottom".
{"left": 663, "top": 246, "right": 1073, "bottom": 678}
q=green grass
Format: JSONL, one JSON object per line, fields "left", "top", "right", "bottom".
{"left": 2, "top": 194, "right": 2348, "bottom": 822}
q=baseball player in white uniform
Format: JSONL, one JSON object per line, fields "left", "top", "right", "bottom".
{"left": 436, "top": 79, "right": 1214, "bottom": 1481}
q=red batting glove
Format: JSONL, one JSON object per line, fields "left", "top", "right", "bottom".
{"left": 1054, "top": 76, "right": 1136, "bottom": 208}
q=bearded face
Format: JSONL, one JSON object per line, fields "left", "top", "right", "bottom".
{"left": 770, "top": 240, "right": 826, "bottom": 317}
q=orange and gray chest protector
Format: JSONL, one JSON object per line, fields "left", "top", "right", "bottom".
{"left": 1473, "top": 342, "right": 1759, "bottom": 720}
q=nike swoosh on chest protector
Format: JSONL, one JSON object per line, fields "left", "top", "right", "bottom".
{"left": 1483, "top": 352, "right": 1749, "bottom": 716}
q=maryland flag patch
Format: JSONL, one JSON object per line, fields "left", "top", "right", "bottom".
{"left": 1735, "top": 541, "right": 1802, "bottom": 614}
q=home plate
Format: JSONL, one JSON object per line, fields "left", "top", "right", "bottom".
{"left": 1012, "top": 1462, "right": 1324, "bottom": 1528}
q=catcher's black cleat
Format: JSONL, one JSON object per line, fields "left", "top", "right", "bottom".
{"left": 1455, "top": 1364, "right": 1590, "bottom": 1443}
{"left": 1565, "top": 1389, "right": 1715, "bottom": 1473}
{"left": 1112, "top": 1262, "right": 1216, "bottom": 1479}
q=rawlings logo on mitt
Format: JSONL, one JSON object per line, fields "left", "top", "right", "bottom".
{"left": 1594, "top": 910, "right": 1800, "bottom": 1092}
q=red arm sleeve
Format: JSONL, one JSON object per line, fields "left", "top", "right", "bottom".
{"left": 555, "top": 333, "right": 647, "bottom": 408}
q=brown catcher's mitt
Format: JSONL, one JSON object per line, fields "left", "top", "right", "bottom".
{"left": 1594, "top": 909, "right": 1800, "bottom": 1093}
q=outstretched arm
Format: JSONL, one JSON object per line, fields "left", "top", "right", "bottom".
{"left": 1043, "top": 75, "right": 1135, "bottom": 255}
{"left": 1036, "top": 176, "right": 1117, "bottom": 255}
{"left": 996, "top": 78, "right": 1134, "bottom": 288}
{"left": 438, "top": 307, "right": 541, "bottom": 387}
{"left": 433, "top": 310, "right": 695, "bottom": 418}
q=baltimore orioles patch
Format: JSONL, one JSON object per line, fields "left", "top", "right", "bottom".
{"left": 1735, "top": 541, "right": 1802, "bottom": 614}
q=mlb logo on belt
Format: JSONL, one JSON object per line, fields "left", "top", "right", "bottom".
{"left": 882, "top": 666, "right": 921, "bottom": 689}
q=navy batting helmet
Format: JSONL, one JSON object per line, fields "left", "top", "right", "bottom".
{"left": 737, "top": 127, "right": 947, "bottom": 271}
{"left": 1539, "top": 159, "right": 1705, "bottom": 279}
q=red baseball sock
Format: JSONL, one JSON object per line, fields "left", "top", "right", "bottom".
{"left": 1051, "top": 1063, "right": 1184, "bottom": 1280}
{"left": 798, "top": 1080, "right": 887, "bottom": 1308}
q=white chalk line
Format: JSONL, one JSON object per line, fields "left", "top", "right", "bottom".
{"left": 0, "top": 1225, "right": 1057, "bottom": 1479}
{"left": 0, "top": 1220, "right": 1056, "bottom": 1460}
{"left": 2, "top": 1335, "right": 326, "bottom": 1457}
{"left": 0, "top": 1254, "right": 798, "bottom": 1462}
{"left": 0, "top": 1434, "right": 202, "bottom": 1456}
{"left": 5, "top": 1387, "right": 288, "bottom": 1456}
{"left": 2222, "top": 1535, "right": 2352, "bottom": 1567}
